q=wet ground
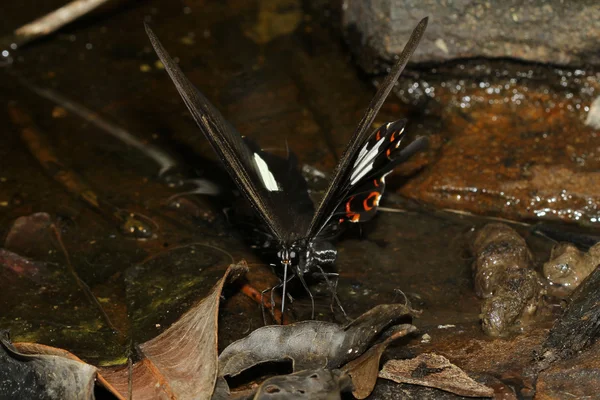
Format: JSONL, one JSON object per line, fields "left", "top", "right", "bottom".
{"left": 1, "top": 0, "right": 599, "bottom": 398}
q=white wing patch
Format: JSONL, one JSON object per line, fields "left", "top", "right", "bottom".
{"left": 350, "top": 136, "right": 386, "bottom": 185}
{"left": 253, "top": 153, "right": 280, "bottom": 191}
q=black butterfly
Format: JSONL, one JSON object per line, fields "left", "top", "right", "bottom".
{"left": 145, "top": 17, "right": 428, "bottom": 317}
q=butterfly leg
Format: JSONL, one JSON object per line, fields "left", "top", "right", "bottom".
{"left": 314, "top": 265, "right": 347, "bottom": 318}
{"left": 259, "top": 287, "right": 270, "bottom": 325}
{"left": 296, "top": 271, "right": 315, "bottom": 319}
{"left": 260, "top": 282, "right": 283, "bottom": 324}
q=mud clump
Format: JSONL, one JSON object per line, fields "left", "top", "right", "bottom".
{"left": 471, "top": 223, "right": 544, "bottom": 337}
{"left": 543, "top": 242, "right": 600, "bottom": 292}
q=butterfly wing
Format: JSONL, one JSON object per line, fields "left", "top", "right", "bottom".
{"left": 145, "top": 24, "right": 313, "bottom": 240}
{"left": 307, "top": 17, "right": 428, "bottom": 237}
{"left": 336, "top": 121, "right": 428, "bottom": 224}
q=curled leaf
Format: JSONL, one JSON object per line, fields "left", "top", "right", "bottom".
{"left": 219, "top": 304, "right": 412, "bottom": 377}
{"left": 342, "top": 324, "right": 417, "bottom": 399}
{"left": 101, "top": 261, "right": 248, "bottom": 400}
{"left": 0, "top": 331, "right": 99, "bottom": 400}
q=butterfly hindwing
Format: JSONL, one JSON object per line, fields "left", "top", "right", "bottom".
{"left": 337, "top": 120, "right": 406, "bottom": 224}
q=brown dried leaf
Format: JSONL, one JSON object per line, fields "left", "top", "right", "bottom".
{"left": 379, "top": 353, "right": 494, "bottom": 398}
{"left": 101, "top": 261, "right": 248, "bottom": 400}
{"left": 342, "top": 324, "right": 417, "bottom": 399}
{"left": 219, "top": 304, "right": 412, "bottom": 377}
{"left": 99, "top": 359, "right": 174, "bottom": 400}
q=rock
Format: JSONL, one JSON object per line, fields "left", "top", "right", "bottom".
{"left": 538, "top": 262, "right": 600, "bottom": 366}
{"left": 342, "top": 0, "right": 600, "bottom": 73}
{"left": 535, "top": 341, "right": 600, "bottom": 400}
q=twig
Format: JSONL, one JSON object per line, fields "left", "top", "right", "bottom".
{"left": 0, "top": 0, "right": 112, "bottom": 55}
{"left": 19, "top": 79, "right": 179, "bottom": 176}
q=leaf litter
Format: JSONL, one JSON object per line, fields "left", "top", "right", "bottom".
{"left": 1, "top": 257, "right": 494, "bottom": 399}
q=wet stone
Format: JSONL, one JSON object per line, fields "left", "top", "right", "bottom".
{"left": 536, "top": 340, "right": 600, "bottom": 400}
{"left": 539, "top": 262, "right": 600, "bottom": 365}
{"left": 343, "top": 0, "right": 600, "bottom": 73}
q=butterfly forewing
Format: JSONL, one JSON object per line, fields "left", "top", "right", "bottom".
{"left": 146, "top": 24, "right": 314, "bottom": 241}
{"left": 307, "top": 17, "right": 428, "bottom": 238}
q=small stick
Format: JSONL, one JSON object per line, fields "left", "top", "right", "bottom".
{"left": 20, "top": 80, "right": 179, "bottom": 176}
{"left": 1, "top": 0, "right": 112, "bottom": 55}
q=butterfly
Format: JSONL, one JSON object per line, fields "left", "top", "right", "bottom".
{"left": 145, "top": 17, "right": 428, "bottom": 317}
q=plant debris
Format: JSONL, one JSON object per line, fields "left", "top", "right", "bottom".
{"left": 101, "top": 261, "right": 248, "bottom": 400}
{"left": 0, "top": 331, "right": 101, "bottom": 400}
{"left": 342, "top": 324, "right": 417, "bottom": 399}
{"left": 379, "top": 353, "right": 494, "bottom": 398}
{"left": 218, "top": 304, "right": 413, "bottom": 377}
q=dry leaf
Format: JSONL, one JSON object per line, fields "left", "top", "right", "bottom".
{"left": 1, "top": 332, "right": 100, "bottom": 400}
{"left": 379, "top": 353, "right": 494, "bottom": 398}
{"left": 219, "top": 304, "right": 412, "bottom": 377}
{"left": 342, "top": 324, "right": 417, "bottom": 399}
{"left": 102, "top": 261, "right": 248, "bottom": 400}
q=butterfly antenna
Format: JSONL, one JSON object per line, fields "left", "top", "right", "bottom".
{"left": 296, "top": 272, "right": 315, "bottom": 319}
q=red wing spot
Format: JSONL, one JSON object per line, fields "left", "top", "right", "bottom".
{"left": 376, "top": 130, "right": 382, "bottom": 141}
{"left": 363, "top": 192, "right": 379, "bottom": 211}
{"left": 373, "top": 179, "right": 379, "bottom": 187}
{"left": 386, "top": 148, "right": 391, "bottom": 159}
{"left": 345, "top": 196, "right": 354, "bottom": 214}
{"left": 390, "top": 131, "right": 396, "bottom": 142}
{"left": 345, "top": 196, "right": 360, "bottom": 222}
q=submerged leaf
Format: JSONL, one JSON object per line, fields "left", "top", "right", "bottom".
{"left": 0, "top": 331, "right": 98, "bottom": 400}
{"left": 102, "top": 261, "right": 248, "bottom": 400}
{"left": 219, "top": 304, "right": 412, "bottom": 377}
{"left": 4, "top": 212, "right": 54, "bottom": 259}
{"left": 342, "top": 324, "right": 417, "bottom": 399}
{"left": 379, "top": 353, "right": 494, "bottom": 398}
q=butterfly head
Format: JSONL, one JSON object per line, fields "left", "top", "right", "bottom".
{"left": 277, "top": 245, "right": 301, "bottom": 270}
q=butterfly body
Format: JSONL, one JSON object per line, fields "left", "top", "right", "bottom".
{"left": 145, "top": 17, "right": 429, "bottom": 316}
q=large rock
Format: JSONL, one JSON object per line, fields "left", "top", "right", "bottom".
{"left": 342, "top": 0, "right": 600, "bottom": 73}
